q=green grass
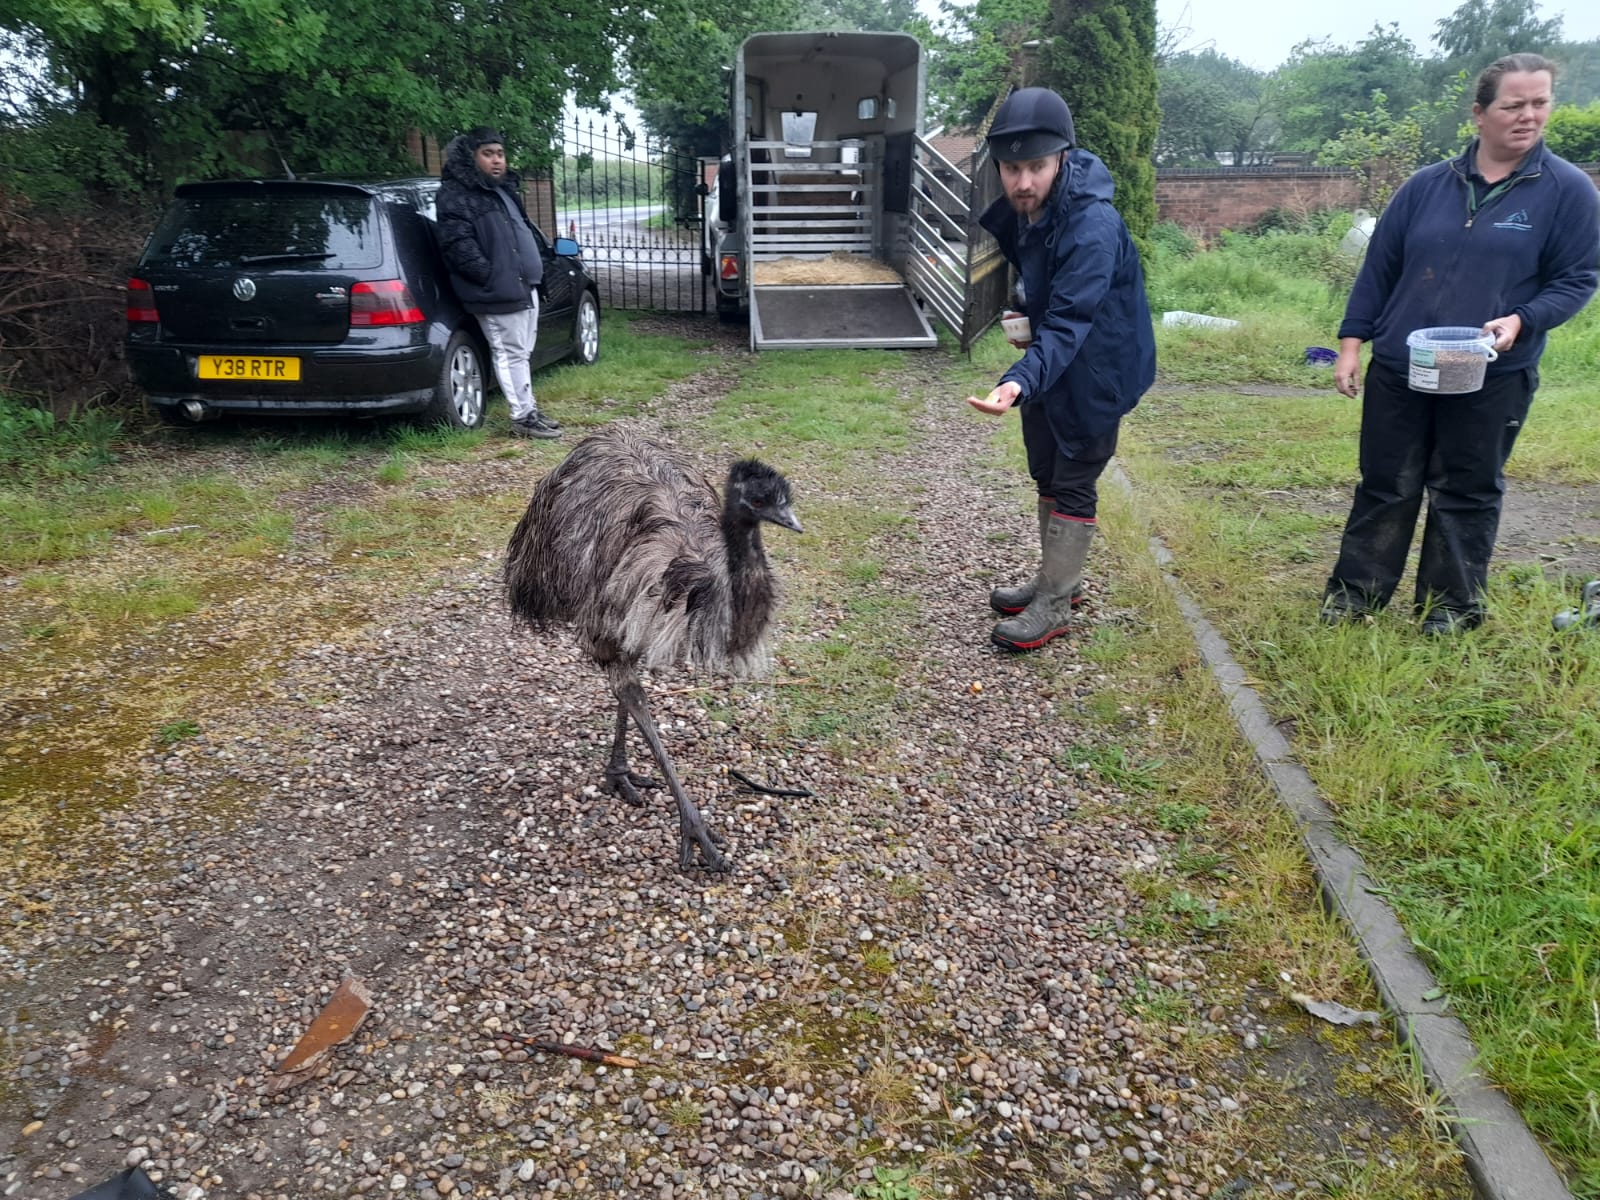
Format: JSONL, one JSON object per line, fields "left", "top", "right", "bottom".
{"left": 533, "top": 311, "right": 714, "bottom": 424}
{"left": 157, "top": 719, "right": 201, "bottom": 745}
{"left": 0, "top": 315, "right": 713, "bottom": 574}
{"left": 1121, "top": 232, "right": 1600, "bottom": 1192}
{"left": 710, "top": 349, "right": 916, "bottom": 456}
{"left": 0, "top": 394, "right": 121, "bottom": 481}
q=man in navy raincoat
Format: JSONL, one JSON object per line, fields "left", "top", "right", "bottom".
{"left": 967, "top": 87, "right": 1156, "bottom": 652}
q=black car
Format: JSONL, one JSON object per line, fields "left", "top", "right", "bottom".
{"left": 127, "top": 178, "right": 600, "bottom": 428}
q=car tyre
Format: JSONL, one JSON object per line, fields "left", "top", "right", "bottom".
{"left": 427, "top": 330, "right": 486, "bottom": 429}
{"left": 571, "top": 291, "right": 600, "bottom": 365}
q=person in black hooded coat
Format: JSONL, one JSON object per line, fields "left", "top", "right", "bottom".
{"left": 436, "top": 127, "right": 560, "bottom": 438}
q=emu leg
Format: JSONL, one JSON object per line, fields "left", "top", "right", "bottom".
{"left": 612, "top": 677, "right": 729, "bottom": 872}
{"left": 604, "top": 702, "right": 660, "bottom": 807}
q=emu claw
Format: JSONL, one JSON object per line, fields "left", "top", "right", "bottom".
{"left": 605, "top": 767, "right": 661, "bottom": 808}
{"left": 679, "top": 830, "right": 730, "bottom": 873}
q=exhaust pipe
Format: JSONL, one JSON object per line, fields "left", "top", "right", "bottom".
{"left": 182, "top": 400, "right": 206, "bottom": 422}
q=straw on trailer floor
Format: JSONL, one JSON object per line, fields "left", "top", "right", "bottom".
{"left": 752, "top": 252, "right": 904, "bottom": 286}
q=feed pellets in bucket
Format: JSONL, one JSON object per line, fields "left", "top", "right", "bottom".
{"left": 1405, "top": 327, "right": 1497, "bottom": 394}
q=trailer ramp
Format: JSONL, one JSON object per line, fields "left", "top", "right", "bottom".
{"left": 750, "top": 283, "right": 937, "bottom": 350}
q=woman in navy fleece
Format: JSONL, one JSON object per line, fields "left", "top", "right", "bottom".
{"left": 1322, "top": 52, "right": 1599, "bottom": 634}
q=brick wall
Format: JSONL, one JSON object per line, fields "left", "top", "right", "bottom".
{"left": 1156, "top": 163, "right": 1600, "bottom": 239}
{"left": 1155, "top": 168, "right": 1361, "bottom": 237}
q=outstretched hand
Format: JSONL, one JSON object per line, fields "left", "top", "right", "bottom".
{"left": 967, "top": 380, "right": 1022, "bottom": 415}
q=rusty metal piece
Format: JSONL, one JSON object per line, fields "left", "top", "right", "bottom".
{"left": 266, "top": 977, "right": 372, "bottom": 1093}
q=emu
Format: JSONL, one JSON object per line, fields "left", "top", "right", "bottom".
{"left": 503, "top": 426, "right": 802, "bottom": 871}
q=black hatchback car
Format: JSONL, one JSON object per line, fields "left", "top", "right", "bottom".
{"left": 127, "top": 178, "right": 600, "bottom": 428}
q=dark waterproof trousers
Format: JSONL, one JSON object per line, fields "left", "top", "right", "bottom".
{"left": 1022, "top": 403, "right": 1119, "bottom": 519}
{"left": 1326, "top": 359, "right": 1536, "bottom": 620}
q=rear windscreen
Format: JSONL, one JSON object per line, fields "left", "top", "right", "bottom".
{"left": 142, "top": 193, "right": 382, "bottom": 269}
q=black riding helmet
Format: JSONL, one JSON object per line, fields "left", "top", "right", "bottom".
{"left": 987, "top": 87, "right": 1076, "bottom": 161}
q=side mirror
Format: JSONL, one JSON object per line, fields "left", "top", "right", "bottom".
{"left": 695, "top": 182, "right": 709, "bottom": 197}
{"left": 553, "top": 237, "right": 580, "bottom": 257}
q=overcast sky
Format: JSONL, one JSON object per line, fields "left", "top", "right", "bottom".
{"left": 1154, "top": 0, "right": 1600, "bottom": 71}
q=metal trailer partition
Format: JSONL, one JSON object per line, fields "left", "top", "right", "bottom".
{"left": 907, "top": 135, "right": 1007, "bottom": 354}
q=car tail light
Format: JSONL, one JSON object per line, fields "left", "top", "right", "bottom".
{"left": 126, "top": 277, "right": 160, "bottom": 323}
{"left": 350, "top": 279, "right": 424, "bottom": 326}
{"left": 719, "top": 254, "right": 741, "bottom": 281}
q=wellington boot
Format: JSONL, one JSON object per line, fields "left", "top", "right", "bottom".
{"left": 992, "top": 517, "right": 1093, "bottom": 651}
{"left": 990, "top": 498, "right": 1087, "bottom": 613}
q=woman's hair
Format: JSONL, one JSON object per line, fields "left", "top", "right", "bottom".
{"left": 1474, "top": 53, "right": 1557, "bottom": 108}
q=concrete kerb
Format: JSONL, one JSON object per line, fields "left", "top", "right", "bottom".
{"left": 1106, "top": 463, "right": 1574, "bottom": 1200}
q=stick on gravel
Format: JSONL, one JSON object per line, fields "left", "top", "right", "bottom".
{"left": 515, "top": 1038, "right": 641, "bottom": 1068}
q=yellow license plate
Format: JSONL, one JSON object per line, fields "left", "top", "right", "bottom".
{"left": 197, "top": 355, "right": 300, "bottom": 381}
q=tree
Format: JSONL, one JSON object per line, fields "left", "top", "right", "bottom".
{"left": 1432, "top": 0, "right": 1562, "bottom": 63}
{"left": 1551, "top": 39, "right": 1600, "bottom": 109}
{"left": 925, "top": 0, "right": 1050, "bottom": 128}
{"left": 1036, "top": 0, "right": 1159, "bottom": 246}
{"left": 1156, "top": 49, "right": 1274, "bottom": 165}
{"left": 1315, "top": 77, "right": 1466, "bottom": 210}
{"left": 801, "top": 0, "right": 921, "bottom": 31}
{"left": 1270, "top": 25, "right": 1426, "bottom": 153}
{"left": 0, "top": 0, "right": 636, "bottom": 199}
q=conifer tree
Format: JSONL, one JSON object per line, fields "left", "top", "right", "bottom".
{"left": 1036, "top": 0, "right": 1159, "bottom": 248}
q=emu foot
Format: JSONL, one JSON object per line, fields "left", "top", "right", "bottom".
{"left": 678, "top": 824, "right": 730, "bottom": 873}
{"left": 605, "top": 764, "right": 661, "bottom": 808}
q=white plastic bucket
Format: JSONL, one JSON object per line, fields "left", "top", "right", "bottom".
{"left": 1405, "top": 327, "right": 1497, "bottom": 394}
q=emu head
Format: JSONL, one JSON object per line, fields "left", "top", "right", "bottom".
{"left": 726, "top": 459, "right": 802, "bottom": 534}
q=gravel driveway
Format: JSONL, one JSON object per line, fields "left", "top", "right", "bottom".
{"left": 1, "top": 333, "right": 1468, "bottom": 1200}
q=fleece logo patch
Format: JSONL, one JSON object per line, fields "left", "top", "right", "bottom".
{"left": 1493, "top": 209, "right": 1532, "bottom": 231}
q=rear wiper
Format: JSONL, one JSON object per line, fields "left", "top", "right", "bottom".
{"left": 238, "top": 251, "right": 339, "bottom": 265}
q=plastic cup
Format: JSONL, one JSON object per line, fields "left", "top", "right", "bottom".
{"left": 1001, "top": 311, "right": 1032, "bottom": 345}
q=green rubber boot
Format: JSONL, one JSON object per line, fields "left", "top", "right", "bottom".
{"left": 991, "top": 516, "right": 1094, "bottom": 651}
{"left": 990, "top": 498, "right": 1086, "bottom": 614}
{"left": 985, "top": 496, "right": 1088, "bottom": 611}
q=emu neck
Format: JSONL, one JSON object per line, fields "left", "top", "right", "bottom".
{"left": 721, "top": 507, "right": 763, "bottom": 561}
{"left": 721, "top": 509, "right": 773, "bottom": 655}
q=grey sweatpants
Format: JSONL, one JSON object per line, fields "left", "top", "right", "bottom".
{"left": 476, "top": 291, "right": 540, "bottom": 420}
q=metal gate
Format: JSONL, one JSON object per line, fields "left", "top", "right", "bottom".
{"left": 553, "top": 116, "right": 707, "bottom": 313}
{"left": 907, "top": 135, "right": 1008, "bottom": 352}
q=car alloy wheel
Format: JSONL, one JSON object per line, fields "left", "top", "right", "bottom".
{"left": 427, "top": 330, "right": 487, "bottom": 429}
{"left": 574, "top": 293, "right": 600, "bottom": 365}
{"left": 447, "top": 339, "right": 485, "bottom": 426}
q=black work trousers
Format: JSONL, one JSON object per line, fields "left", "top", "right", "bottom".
{"left": 1021, "top": 402, "right": 1119, "bottom": 520}
{"left": 1327, "top": 359, "right": 1536, "bottom": 619}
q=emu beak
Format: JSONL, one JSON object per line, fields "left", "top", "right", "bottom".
{"left": 769, "top": 505, "right": 803, "bottom": 534}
